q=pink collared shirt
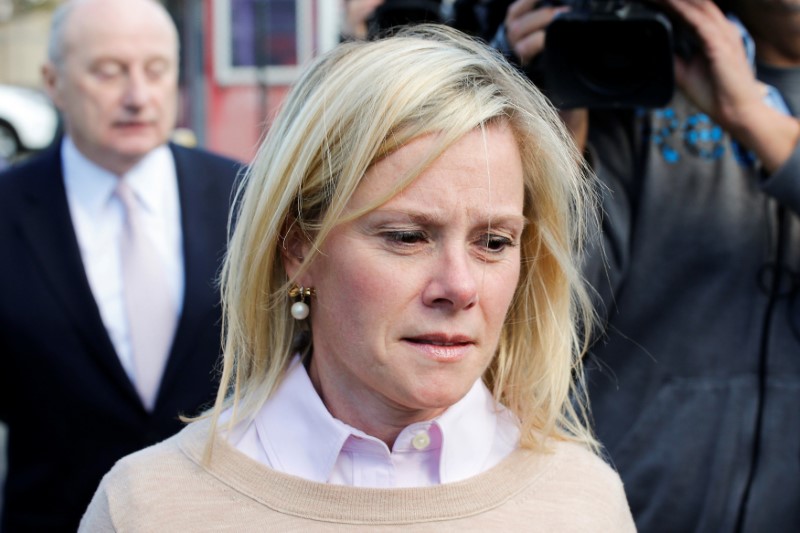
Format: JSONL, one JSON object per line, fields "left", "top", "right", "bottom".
{"left": 226, "top": 357, "right": 520, "bottom": 488}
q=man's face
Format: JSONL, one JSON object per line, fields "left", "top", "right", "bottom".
{"left": 44, "top": 1, "right": 179, "bottom": 175}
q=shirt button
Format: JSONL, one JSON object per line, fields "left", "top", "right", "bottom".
{"left": 411, "top": 430, "right": 431, "bottom": 450}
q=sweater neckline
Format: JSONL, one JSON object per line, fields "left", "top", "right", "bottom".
{"left": 177, "top": 419, "right": 567, "bottom": 524}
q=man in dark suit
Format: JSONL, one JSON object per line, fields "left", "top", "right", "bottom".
{"left": 0, "top": 0, "right": 241, "bottom": 530}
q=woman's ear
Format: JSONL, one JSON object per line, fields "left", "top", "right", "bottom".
{"left": 281, "top": 223, "right": 312, "bottom": 282}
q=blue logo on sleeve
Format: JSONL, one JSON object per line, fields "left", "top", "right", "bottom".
{"left": 644, "top": 107, "right": 756, "bottom": 168}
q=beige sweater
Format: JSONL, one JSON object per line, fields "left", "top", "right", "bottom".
{"left": 79, "top": 420, "right": 636, "bottom": 532}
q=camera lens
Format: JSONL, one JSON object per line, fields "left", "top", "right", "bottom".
{"left": 572, "top": 23, "right": 660, "bottom": 98}
{"left": 542, "top": 12, "right": 675, "bottom": 108}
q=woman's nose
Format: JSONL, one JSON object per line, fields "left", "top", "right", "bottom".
{"left": 422, "top": 245, "right": 479, "bottom": 311}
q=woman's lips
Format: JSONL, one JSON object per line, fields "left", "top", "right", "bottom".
{"left": 403, "top": 335, "right": 475, "bottom": 361}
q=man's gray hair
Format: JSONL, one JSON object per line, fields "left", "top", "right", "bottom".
{"left": 46, "top": 1, "right": 73, "bottom": 69}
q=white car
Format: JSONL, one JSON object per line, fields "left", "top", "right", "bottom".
{"left": 0, "top": 84, "right": 59, "bottom": 161}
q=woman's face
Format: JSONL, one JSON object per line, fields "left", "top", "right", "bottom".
{"left": 291, "top": 123, "right": 525, "bottom": 433}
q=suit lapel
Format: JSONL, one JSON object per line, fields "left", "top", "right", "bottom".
{"left": 18, "top": 147, "right": 140, "bottom": 401}
{"left": 159, "top": 145, "right": 226, "bottom": 393}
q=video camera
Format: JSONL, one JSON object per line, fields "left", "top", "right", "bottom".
{"left": 366, "top": 0, "right": 444, "bottom": 39}
{"left": 529, "top": 0, "right": 699, "bottom": 109}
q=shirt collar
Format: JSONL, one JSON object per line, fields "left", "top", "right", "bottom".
{"left": 62, "top": 137, "right": 118, "bottom": 218}
{"left": 61, "top": 136, "right": 175, "bottom": 216}
{"left": 433, "top": 378, "right": 514, "bottom": 483}
{"left": 252, "top": 356, "right": 518, "bottom": 484}
{"left": 253, "top": 357, "right": 352, "bottom": 483}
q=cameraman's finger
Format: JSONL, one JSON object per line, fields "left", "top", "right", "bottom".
{"left": 514, "top": 30, "right": 546, "bottom": 65}
{"left": 507, "top": 6, "right": 568, "bottom": 50}
{"left": 507, "top": 0, "right": 539, "bottom": 21}
{"left": 664, "top": 0, "right": 744, "bottom": 61}
{"left": 661, "top": 0, "right": 730, "bottom": 39}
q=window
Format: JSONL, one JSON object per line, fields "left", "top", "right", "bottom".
{"left": 213, "top": 0, "right": 338, "bottom": 85}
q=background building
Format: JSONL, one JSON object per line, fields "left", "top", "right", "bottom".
{"left": 0, "top": 0, "right": 341, "bottom": 163}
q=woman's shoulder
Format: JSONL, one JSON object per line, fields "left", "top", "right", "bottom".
{"left": 100, "top": 422, "right": 203, "bottom": 491}
{"left": 507, "top": 439, "right": 636, "bottom": 531}
{"left": 508, "top": 438, "right": 622, "bottom": 488}
{"left": 79, "top": 422, "right": 214, "bottom": 531}
{"left": 548, "top": 438, "right": 623, "bottom": 483}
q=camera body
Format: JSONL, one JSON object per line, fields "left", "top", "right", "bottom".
{"left": 367, "top": 0, "right": 444, "bottom": 38}
{"left": 532, "top": 0, "right": 690, "bottom": 109}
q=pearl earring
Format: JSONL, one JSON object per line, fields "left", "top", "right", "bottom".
{"left": 288, "top": 285, "right": 315, "bottom": 320}
{"left": 291, "top": 300, "right": 309, "bottom": 320}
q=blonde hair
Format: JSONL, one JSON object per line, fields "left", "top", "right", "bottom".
{"left": 205, "top": 24, "right": 599, "bottom": 456}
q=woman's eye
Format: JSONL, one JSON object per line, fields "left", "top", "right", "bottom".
{"left": 482, "top": 234, "right": 514, "bottom": 252}
{"left": 385, "top": 230, "right": 426, "bottom": 245}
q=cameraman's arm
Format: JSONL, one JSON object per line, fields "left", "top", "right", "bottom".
{"left": 665, "top": 0, "right": 800, "bottom": 175}
{"left": 560, "top": 109, "right": 589, "bottom": 155}
{"left": 761, "top": 147, "right": 800, "bottom": 216}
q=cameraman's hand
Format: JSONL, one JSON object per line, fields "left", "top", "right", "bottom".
{"left": 341, "top": 0, "right": 385, "bottom": 40}
{"left": 504, "top": 1, "right": 590, "bottom": 152}
{"left": 664, "top": 0, "right": 800, "bottom": 173}
{"left": 505, "top": 0, "right": 568, "bottom": 65}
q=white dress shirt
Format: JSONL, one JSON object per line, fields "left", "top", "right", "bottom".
{"left": 62, "top": 137, "right": 184, "bottom": 381}
{"left": 226, "top": 357, "right": 520, "bottom": 488}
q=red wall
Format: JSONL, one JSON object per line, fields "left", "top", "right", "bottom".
{"left": 202, "top": 0, "right": 291, "bottom": 165}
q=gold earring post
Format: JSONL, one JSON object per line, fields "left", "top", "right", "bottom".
{"left": 288, "top": 285, "right": 316, "bottom": 299}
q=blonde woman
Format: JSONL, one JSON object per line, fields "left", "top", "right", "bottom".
{"left": 80, "top": 25, "right": 634, "bottom": 531}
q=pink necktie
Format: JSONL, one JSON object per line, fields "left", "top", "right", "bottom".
{"left": 116, "top": 180, "right": 176, "bottom": 411}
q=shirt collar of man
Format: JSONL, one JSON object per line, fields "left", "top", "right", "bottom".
{"left": 62, "top": 136, "right": 175, "bottom": 218}
{"left": 229, "top": 356, "right": 519, "bottom": 486}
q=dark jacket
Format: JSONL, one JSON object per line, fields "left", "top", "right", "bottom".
{"left": 584, "top": 68, "right": 800, "bottom": 532}
{"left": 0, "top": 142, "right": 241, "bottom": 532}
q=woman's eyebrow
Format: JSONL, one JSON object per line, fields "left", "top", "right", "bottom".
{"left": 371, "top": 209, "right": 528, "bottom": 229}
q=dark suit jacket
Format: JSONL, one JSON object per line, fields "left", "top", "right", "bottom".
{"left": 0, "top": 142, "right": 241, "bottom": 532}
